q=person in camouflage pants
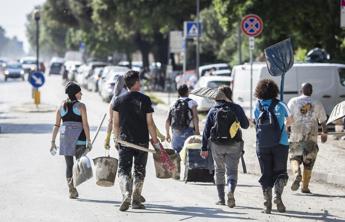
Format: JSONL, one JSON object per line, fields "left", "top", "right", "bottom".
{"left": 287, "top": 83, "right": 328, "bottom": 193}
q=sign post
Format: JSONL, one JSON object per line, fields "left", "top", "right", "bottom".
{"left": 28, "top": 71, "right": 45, "bottom": 107}
{"left": 241, "top": 14, "right": 263, "bottom": 120}
{"left": 341, "top": 0, "right": 345, "bottom": 28}
{"left": 183, "top": 21, "right": 202, "bottom": 77}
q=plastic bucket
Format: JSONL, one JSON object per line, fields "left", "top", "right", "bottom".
{"left": 93, "top": 156, "right": 118, "bottom": 187}
{"left": 153, "top": 149, "right": 179, "bottom": 179}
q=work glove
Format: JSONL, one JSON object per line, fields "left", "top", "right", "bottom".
{"left": 86, "top": 140, "right": 92, "bottom": 153}
{"left": 113, "top": 137, "right": 120, "bottom": 151}
{"left": 104, "top": 132, "right": 111, "bottom": 150}
{"left": 50, "top": 141, "right": 57, "bottom": 156}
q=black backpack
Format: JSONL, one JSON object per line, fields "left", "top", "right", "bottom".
{"left": 170, "top": 98, "right": 192, "bottom": 130}
{"left": 256, "top": 99, "right": 282, "bottom": 148}
{"left": 210, "top": 104, "right": 240, "bottom": 144}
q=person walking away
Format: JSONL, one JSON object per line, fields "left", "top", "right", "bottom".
{"left": 200, "top": 86, "right": 249, "bottom": 208}
{"left": 113, "top": 70, "right": 159, "bottom": 211}
{"left": 166, "top": 84, "right": 200, "bottom": 179}
{"left": 254, "top": 79, "right": 293, "bottom": 214}
{"left": 287, "top": 83, "right": 327, "bottom": 193}
{"left": 50, "top": 82, "right": 92, "bottom": 199}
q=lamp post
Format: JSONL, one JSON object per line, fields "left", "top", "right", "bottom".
{"left": 33, "top": 9, "right": 40, "bottom": 71}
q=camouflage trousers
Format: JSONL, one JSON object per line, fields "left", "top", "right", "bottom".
{"left": 289, "top": 141, "right": 319, "bottom": 170}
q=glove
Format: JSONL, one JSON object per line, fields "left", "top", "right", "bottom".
{"left": 50, "top": 141, "right": 57, "bottom": 156}
{"left": 113, "top": 136, "right": 120, "bottom": 151}
{"left": 86, "top": 140, "right": 92, "bottom": 152}
{"left": 104, "top": 132, "right": 111, "bottom": 150}
{"left": 152, "top": 141, "right": 161, "bottom": 150}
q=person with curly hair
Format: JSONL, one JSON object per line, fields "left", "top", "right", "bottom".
{"left": 254, "top": 79, "right": 293, "bottom": 214}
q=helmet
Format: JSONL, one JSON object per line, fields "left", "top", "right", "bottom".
{"left": 306, "top": 48, "right": 330, "bottom": 63}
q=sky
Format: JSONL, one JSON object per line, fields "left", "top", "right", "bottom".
{"left": 0, "top": 0, "right": 46, "bottom": 53}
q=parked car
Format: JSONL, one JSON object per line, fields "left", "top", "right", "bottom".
{"left": 0, "top": 58, "right": 7, "bottom": 74}
{"left": 79, "top": 62, "right": 107, "bottom": 88}
{"left": 231, "top": 62, "right": 345, "bottom": 116}
{"left": 87, "top": 67, "right": 104, "bottom": 92}
{"left": 189, "top": 75, "right": 233, "bottom": 112}
{"left": 20, "top": 57, "right": 37, "bottom": 74}
{"left": 65, "top": 61, "right": 82, "bottom": 81}
{"left": 100, "top": 66, "right": 129, "bottom": 102}
{"left": 48, "top": 58, "right": 65, "bottom": 75}
{"left": 199, "top": 63, "right": 230, "bottom": 77}
{"left": 118, "top": 61, "right": 143, "bottom": 72}
{"left": 3, "top": 62, "right": 25, "bottom": 81}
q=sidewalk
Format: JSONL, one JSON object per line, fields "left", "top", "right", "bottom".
{"left": 149, "top": 91, "right": 345, "bottom": 187}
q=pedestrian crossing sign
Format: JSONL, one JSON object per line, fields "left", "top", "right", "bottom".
{"left": 184, "top": 21, "right": 202, "bottom": 38}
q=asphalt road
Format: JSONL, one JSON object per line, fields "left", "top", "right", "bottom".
{"left": 0, "top": 75, "right": 344, "bottom": 222}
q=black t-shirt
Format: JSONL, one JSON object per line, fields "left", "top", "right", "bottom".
{"left": 112, "top": 91, "right": 154, "bottom": 144}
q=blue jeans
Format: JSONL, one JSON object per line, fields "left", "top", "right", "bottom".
{"left": 172, "top": 127, "right": 194, "bottom": 153}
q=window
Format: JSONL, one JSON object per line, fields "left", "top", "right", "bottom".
{"left": 338, "top": 68, "right": 345, "bottom": 86}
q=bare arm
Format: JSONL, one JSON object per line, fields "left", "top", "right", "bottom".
{"left": 113, "top": 111, "right": 120, "bottom": 140}
{"left": 147, "top": 113, "right": 159, "bottom": 144}
{"left": 191, "top": 106, "right": 200, "bottom": 135}
{"left": 51, "top": 109, "right": 62, "bottom": 142}
{"left": 80, "top": 104, "right": 91, "bottom": 142}
{"left": 285, "top": 116, "right": 294, "bottom": 127}
{"left": 106, "top": 104, "right": 113, "bottom": 134}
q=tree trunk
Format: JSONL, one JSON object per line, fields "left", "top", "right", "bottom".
{"left": 134, "top": 32, "right": 151, "bottom": 69}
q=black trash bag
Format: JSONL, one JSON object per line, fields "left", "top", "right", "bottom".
{"left": 264, "top": 38, "right": 294, "bottom": 77}
{"left": 306, "top": 48, "right": 330, "bottom": 63}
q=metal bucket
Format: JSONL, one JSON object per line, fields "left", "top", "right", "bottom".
{"left": 93, "top": 156, "right": 118, "bottom": 187}
{"left": 153, "top": 149, "right": 179, "bottom": 179}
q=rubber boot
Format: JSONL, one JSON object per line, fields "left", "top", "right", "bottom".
{"left": 227, "top": 192, "right": 236, "bottom": 208}
{"left": 290, "top": 160, "right": 302, "bottom": 191}
{"left": 301, "top": 169, "right": 312, "bottom": 193}
{"left": 119, "top": 175, "right": 131, "bottom": 211}
{"left": 132, "top": 179, "right": 145, "bottom": 209}
{"left": 274, "top": 178, "right": 287, "bottom": 213}
{"left": 262, "top": 188, "right": 272, "bottom": 214}
{"left": 215, "top": 184, "right": 225, "bottom": 205}
{"left": 67, "top": 178, "right": 78, "bottom": 199}
{"left": 129, "top": 174, "right": 146, "bottom": 203}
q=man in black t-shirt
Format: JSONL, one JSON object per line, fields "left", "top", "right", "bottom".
{"left": 113, "top": 70, "right": 159, "bottom": 211}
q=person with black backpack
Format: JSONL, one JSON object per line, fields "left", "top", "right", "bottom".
{"left": 166, "top": 84, "right": 200, "bottom": 152}
{"left": 166, "top": 84, "right": 200, "bottom": 178}
{"left": 200, "top": 86, "right": 249, "bottom": 208}
{"left": 254, "top": 79, "right": 293, "bottom": 214}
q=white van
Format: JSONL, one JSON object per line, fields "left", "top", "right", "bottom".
{"left": 232, "top": 62, "right": 345, "bottom": 116}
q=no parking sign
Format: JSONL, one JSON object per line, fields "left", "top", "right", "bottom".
{"left": 241, "top": 14, "right": 263, "bottom": 37}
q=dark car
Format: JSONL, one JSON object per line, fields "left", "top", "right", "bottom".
{"left": 4, "top": 63, "right": 25, "bottom": 81}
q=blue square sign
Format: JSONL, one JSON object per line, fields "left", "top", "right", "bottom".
{"left": 184, "top": 21, "right": 202, "bottom": 38}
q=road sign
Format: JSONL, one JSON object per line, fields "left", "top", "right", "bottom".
{"left": 169, "top": 31, "right": 183, "bottom": 53}
{"left": 241, "top": 14, "right": 263, "bottom": 37}
{"left": 249, "top": 37, "right": 255, "bottom": 50}
{"left": 184, "top": 21, "right": 202, "bottom": 38}
{"left": 29, "top": 71, "right": 45, "bottom": 88}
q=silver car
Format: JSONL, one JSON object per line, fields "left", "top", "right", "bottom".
{"left": 99, "top": 66, "right": 129, "bottom": 102}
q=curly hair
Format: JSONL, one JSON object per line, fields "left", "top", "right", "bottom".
{"left": 254, "top": 79, "right": 279, "bottom": 99}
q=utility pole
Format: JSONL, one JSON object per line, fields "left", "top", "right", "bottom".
{"left": 196, "top": 0, "right": 200, "bottom": 79}
{"left": 33, "top": 9, "right": 40, "bottom": 71}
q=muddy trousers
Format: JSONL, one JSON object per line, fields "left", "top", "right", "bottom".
{"left": 118, "top": 145, "right": 148, "bottom": 201}
{"left": 211, "top": 141, "right": 243, "bottom": 193}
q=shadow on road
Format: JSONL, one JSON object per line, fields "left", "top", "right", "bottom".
{"left": 77, "top": 198, "right": 120, "bottom": 205}
{"left": 296, "top": 193, "right": 345, "bottom": 198}
{"left": 278, "top": 209, "right": 345, "bottom": 222}
{"left": 126, "top": 203, "right": 254, "bottom": 220}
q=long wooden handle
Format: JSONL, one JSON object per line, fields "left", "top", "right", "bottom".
{"left": 91, "top": 113, "right": 107, "bottom": 145}
{"left": 117, "top": 139, "right": 157, "bottom": 154}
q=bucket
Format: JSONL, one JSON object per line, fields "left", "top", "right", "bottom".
{"left": 93, "top": 156, "right": 118, "bottom": 187}
{"left": 153, "top": 148, "right": 179, "bottom": 179}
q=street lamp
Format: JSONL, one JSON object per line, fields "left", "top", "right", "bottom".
{"left": 33, "top": 9, "right": 40, "bottom": 71}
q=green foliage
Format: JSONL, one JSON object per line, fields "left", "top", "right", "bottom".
{"left": 294, "top": 48, "right": 307, "bottom": 62}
